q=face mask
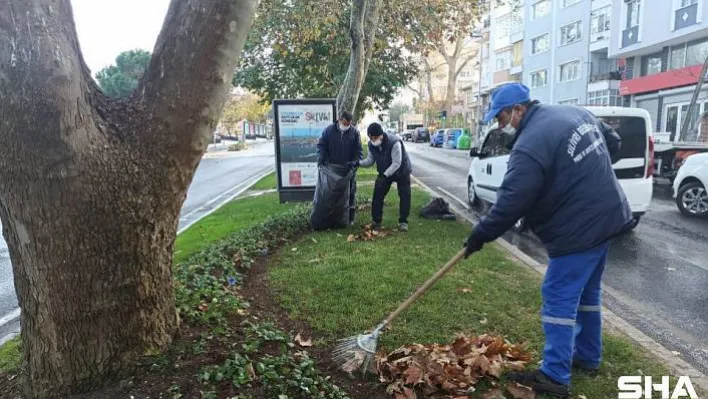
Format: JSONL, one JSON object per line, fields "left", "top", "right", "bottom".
{"left": 371, "top": 138, "right": 382, "bottom": 147}
{"left": 501, "top": 124, "right": 516, "bottom": 135}
{"left": 339, "top": 124, "right": 350, "bottom": 132}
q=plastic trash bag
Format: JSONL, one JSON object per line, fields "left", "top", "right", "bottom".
{"left": 419, "top": 197, "right": 456, "bottom": 220}
{"left": 310, "top": 164, "right": 355, "bottom": 231}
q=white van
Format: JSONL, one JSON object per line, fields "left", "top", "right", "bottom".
{"left": 467, "top": 106, "right": 654, "bottom": 230}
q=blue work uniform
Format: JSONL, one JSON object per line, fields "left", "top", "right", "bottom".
{"left": 472, "top": 103, "right": 634, "bottom": 385}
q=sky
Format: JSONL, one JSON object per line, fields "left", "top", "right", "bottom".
{"left": 72, "top": 0, "right": 171, "bottom": 74}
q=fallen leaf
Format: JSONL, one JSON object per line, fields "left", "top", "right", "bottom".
{"left": 480, "top": 388, "right": 506, "bottom": 399}
{"left": 456, "top": 287, "right": 472, "bottom": 293}
{"left": 197, "top": 302, "right": 208, "bottom": 312}
{"left": 308, "top": 258, "right": 321, "bottom": 263}
{"left": 480, "top": 318, "right": 488, "bottom": 324}
{"left": 246, "top": 363, "right": 256, "bottom": 380}
{"left": 294, "top": 333, "right": 312, "bottom": 347}
{"left": 506, "top": 382, "right": 535, "bottom": 399}
{"left": 578, "top": 395, "right": 588, "bottom": 399}
{"left": 291, "top": 247, "right": 298, "bottom": 251}
{"left": 347, "top": 234, "right": 356, "bottom": 242}
{"left": 403, "top": 366, "right": 423, "bottom": 385}
{"left": 311, "top": 238, "right": 318, "bottom": 243}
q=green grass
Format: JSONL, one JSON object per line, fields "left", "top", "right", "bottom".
{"left": 251, "top": 172, "right": 277, "bottom": 191}
{"left": 268, "top": 188, "right": 673, "bottom": 398}
{"left": 0, "top": 337, "right": 21, "bottom": 373}
{"left": 174, "top": 192, "right": 294, "bottom": 264}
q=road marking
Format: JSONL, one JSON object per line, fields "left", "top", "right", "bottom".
{"left": 177, "top": 167, "right": 273, "bottom": 235}
{"left": 436, "top": 187, "right": 470, "bottom": 210}
{"left": 0, "top": 308, "right": 20, "bottom": 328}
{"left": 0, "top": 167, "right": 274, "bottom": 344}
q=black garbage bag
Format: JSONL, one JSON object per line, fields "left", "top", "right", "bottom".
{"left": 419, "top": 197, "right": 457, "bottom": 220}
{"left": 310, "top": 163, "right": 355, "bottom": 231}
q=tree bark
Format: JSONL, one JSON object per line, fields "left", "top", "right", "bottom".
{"left": 0, "top": 0, "right": 256, "bottom": 397}
{"left": 336, "top": 0, "right": 381, "bottom": 118}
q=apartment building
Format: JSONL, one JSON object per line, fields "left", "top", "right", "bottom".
{"left": 610, "top": 0, "right": 708, "bottom": 141}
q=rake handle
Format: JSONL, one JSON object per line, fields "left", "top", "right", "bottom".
{"left": 381, "top": 248, "right": 467, "bottom": 327}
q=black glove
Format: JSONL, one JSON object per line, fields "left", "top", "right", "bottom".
{"left": 463, "top": 233, "right": 484, "bottom": 259}
{"left": 375, "top": 173, "right": 388, "bottom": 186}
{"left": 351, "top": 160, "right": 360, "bottom": 170}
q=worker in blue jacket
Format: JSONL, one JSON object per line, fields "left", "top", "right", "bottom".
{"left": 317, "top": 111, "right": 363, "bottom": 225}
{"left": 463, "top": 82, "right": 633, "bottom": 397}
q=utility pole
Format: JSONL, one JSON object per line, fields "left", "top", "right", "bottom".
{"left": 678, "top": 52, "right": 708, "bottom": 142}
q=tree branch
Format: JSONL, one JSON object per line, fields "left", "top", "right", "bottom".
{"left": 456, "top": 49, "right": 479, "bottom": 77}
{"left": 140, "top": 0, "right": 258, "bottom": 153}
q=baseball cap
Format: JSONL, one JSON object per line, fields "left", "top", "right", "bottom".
{"left": 483, "top": 82, "right": 531, "bottom": 123}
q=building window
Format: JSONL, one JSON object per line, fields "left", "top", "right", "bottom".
{"left": 511, "top": 10, "right": 524, "bottom": 35}
{"left": 686, "top": 38, "right": 708, "bottom": 67}
{"left": 497, "top": 14, "right": 511, "bottom": 39}
{"left": 558, "top": 98, "right": 579, "bottom": 105}
{"left": 530, "top": 70, "right": 548, "bottom": 88}
{"left": 559, "top": 60, "right": 581, "bottom": 82}
{"left": 531, "top": 34, "right": 550, "bottom": 55}
{"left": 560, "top": 21, "right": 582, "bottom": 46}
{"left": 587, "top": 89, "right": 623, "bottom": 106}
{"left": 590, "top": 6, "right": 612, "bottom": 39}
{"left": 680, "top": 0, "right": 698, "bottom": 8}
{"left": 562, "top": 0, "right": 581, "bottom": 8}
{"left": 665, "top": 101, "right": 708, "bottom": 139}
{"left": 670, "top": 38, "right": 708, "bottom": 69}
{"left": 532, "top": 0, "right": 550, "bottom": 20}
{"left": 496, "top": 50, "right": 511, "bottom": 71}
{"left": 626, "top": 0, "right": 641, "bottom": 28}
{"left": 641, "top": 53, "right": 663, "bottom": 76}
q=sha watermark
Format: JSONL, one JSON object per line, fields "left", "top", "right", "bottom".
{"left": 618, "top": 376, "right": 698, "bottom": 399}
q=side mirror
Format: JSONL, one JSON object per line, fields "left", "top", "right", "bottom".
{"left": 469, "top": 147, "right": 480, "bottom": 158}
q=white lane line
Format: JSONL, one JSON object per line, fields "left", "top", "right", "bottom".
{"left": 436, "top": 186, "right": 471, "bottom": 210}
{"left": 177, "top": 167, "right": 273, "bottom": 235}
{"left": 0, "top": 308, "right": 20, "bottom": 328}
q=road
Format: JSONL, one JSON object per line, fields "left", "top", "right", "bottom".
{"left": 0, "top": 139, "right": 275, "bottom": 345}
{"left": 406, "top": 142, "right": 708, "bottom": 374}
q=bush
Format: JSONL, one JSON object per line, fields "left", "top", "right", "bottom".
{"left": 228, "top": 142, "right": 247, "bottom": 151}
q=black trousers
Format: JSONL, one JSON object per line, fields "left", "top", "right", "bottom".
{"left": 372, "top": 174, "right": 411, "bottom": 224}
{"left": 349, "top": 177, "right": 357, "bottom": 223}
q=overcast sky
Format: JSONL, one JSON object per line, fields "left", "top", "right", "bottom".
{"left": 72, "top": 0, "right": 171, "bottom": 74}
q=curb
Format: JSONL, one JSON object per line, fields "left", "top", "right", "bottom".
{"left": 410, "top": 175, "right": 708, "bottom": 393}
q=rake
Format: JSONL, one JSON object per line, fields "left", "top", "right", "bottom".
{"left": 332, "top": 248, "right": 467, "bottom": 375}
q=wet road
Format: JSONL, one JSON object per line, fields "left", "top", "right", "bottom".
{"left": 0, "top": 140, "right": 275, "bottom": 345}
{"left": 407, "top": 142, "right": 708, "bottom": 374}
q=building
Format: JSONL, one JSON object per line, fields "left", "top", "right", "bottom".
{"left": 610, "top": 0, "right": 708, "bottom": 141}
{"left": 489, "top": 1, "right": 524, "bottom": 88}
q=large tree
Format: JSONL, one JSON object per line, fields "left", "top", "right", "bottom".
{"left": 95, "top": 49, "right": 151, "bottom": 98}
{"left": 0, "top": 0, "right": 257, "bottom": 397}
{"left": 234, "top": 0, "right": 418, "bottom": 121}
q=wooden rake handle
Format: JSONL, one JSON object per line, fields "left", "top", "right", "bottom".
{"left": 382, "top": 249, "right": 467, "bottom": 326}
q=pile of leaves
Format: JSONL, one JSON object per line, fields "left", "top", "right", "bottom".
{"left": 376, "top": 334, "right": 535, "bottom": 399}
{"left": 347, "top": 223, "right": 390, "bottom": 242}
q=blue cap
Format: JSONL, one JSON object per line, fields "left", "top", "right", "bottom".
{"left": 483, "top": 82, "right": 531, "bottom": 123}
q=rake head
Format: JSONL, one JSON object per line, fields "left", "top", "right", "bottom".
{"left": 331, "top": 323, "right": 385, "bottom": 375}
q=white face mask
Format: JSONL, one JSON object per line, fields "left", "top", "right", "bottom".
{"left": 370, "top": 138, "right": 383, "bottom": 147}
{"left": 339, "top": 123, "right": 350, "bottom": 132}
{"left": 501, "top": 124, "right": 516, "bottom": 135}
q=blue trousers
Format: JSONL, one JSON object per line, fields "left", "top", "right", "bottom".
{"left": 539, "top": 241, "right": 610, "bottom": 385}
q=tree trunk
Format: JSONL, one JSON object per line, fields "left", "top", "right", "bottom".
{"left": 445, "top": 58, "right": 458, "bottom": 114}
{"left": 0, "top": 0, "right": 257, "bottom": 397}
{"left": 336, "top": 0, "right": 380, "bottom": 117}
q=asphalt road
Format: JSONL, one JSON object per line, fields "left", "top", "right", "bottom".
{"left": 406, "top": 142, "right": 708, "bottom": 374}
{"left": 0, "top": 139, "right": 275, "bottom": 345}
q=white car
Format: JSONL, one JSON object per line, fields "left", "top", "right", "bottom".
{"left": 673, "top": 152, "right": 708, "bottom": 218}
{"left": 467, "top": 106, "right": 655, "bottom": 231}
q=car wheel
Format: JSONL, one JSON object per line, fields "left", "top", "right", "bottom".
{"left": 467, "top": 177, "right": 480, "bottom": 207}
{"left": 630, "top": 216, "right": 641, "bottom": 229}
{"left": 512, "top": 218, "right": 527, "bottom": 233}
{"left": 676, "top": 181, "right": 708, "bottom": 218}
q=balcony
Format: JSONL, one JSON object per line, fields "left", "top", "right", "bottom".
{"left": 674, "top": 3, "right": 699, "bottom": 31}
{"left": 622, "top": 26, "right": 639, "bottom": 48}
{"left": 588, "top": 71, "right": 622, "bottom": 83}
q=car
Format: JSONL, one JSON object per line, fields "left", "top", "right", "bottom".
{"left": 443, "top": 128, "right": 465, "bottom": 149}
{"left": 430, "top": 129, "right": 445, "bottom": 147}
{"left": 413, "top": 127, "right": 430, "bottom": 143}
{"left": 401, "top": 130, "right": 413, "bottom": 141}
{"left": 467, "top": 106, "right": 655, "bottom": 232}
{"left": 673, "top": 152, "right": 708, "bottom": 218}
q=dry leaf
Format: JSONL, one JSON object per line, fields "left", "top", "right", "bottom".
{"left": 294, "top": 333, "right": 312, "bottom": 347}
{"left": 456, "top": 287, "right": 472, "bottom": 293}
{"left": 480, "top": 318, "right": 488, "bottom": 324}
{"left": 245, "top": 363, "right": 256, "bottom": 380}
{"left": 347, "top": 234, "right": 356, "bottom": 242}
{"left": 311, "top": 238, "right": 318, "bottom": 243}
{"left": 481, "top": 388, "right": 506, "bottom": 399}
{"left": 506, "top": 382, "right": 536, "bottom": 399}
{"left": 291, "top": 247, "right": 298, "bottom": 251}
{"left": 578, "top": 395, "right": 587, "bottom": 399}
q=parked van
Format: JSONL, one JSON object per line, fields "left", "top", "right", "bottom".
{"left": 467, "top": 106, "right": 654, "bottom": 230}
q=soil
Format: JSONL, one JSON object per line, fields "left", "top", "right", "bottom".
{"left": 0, "top": 254, "right": 389, "bottom": 399}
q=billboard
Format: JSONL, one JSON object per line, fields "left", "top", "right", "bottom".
{"left": 273, "top": 99, "right": 337, "bottom": 202}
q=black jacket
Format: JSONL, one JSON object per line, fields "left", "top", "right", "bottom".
{"left": 316, "top": 124, "right": 363, "bottom": 166}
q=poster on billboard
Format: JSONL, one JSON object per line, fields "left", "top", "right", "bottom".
{"left": 273, "top": 99, "right": 337, "bottom": 203}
